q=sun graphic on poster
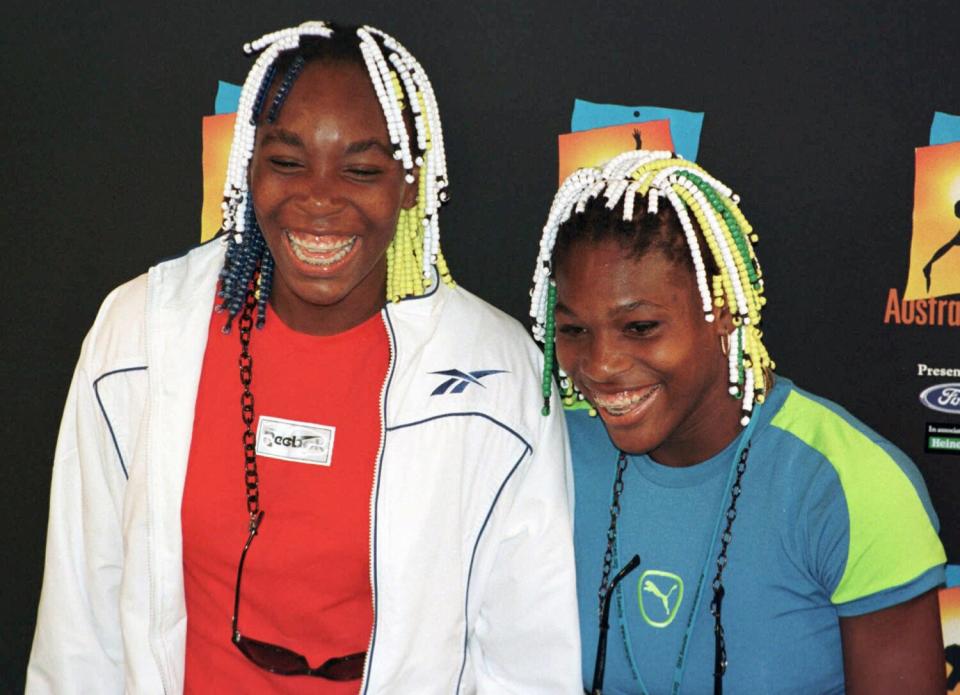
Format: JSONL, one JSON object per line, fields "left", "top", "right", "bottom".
{"left": 904, "top": 141, "right": 960, "bottom": 301}
{"left": 200, "top": 113, "right": 235, "bottom": 242}
{"left": 558, "top": 119, "right": 674, "bottom": 184}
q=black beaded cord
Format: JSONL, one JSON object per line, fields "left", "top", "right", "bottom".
{"left": 597, "top": 451, "right": 630, "bottom": 621}
{"left": 238, "top": 286, "right": 260, "bottom": 524}
{"left": 708, "top": 440, "right": 752, "bottom": 694}
{"left": 600, "top": 443, "right": 753, "bottom": 695}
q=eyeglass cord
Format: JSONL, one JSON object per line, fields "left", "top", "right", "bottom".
{"left": 239, "top": 287, "right": 261, "bottom": 528}
{"left": 596, "top": 407, "right": 759, "bottom": 695}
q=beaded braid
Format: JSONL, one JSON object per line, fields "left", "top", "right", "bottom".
{"left": 265, "top": 56, "right": 306, "bottom": 123}
{"left": 217, "top": 21, "right": 452, "bottom": 331}
{"left": 530, "top": 150, "right": 773, "bottom": 425}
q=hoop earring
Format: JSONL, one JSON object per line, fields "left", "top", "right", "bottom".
{"left": 720, "top": 333, "right": 730, "bottom": 356}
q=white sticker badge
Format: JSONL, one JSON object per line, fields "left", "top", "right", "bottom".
{"left": 255, "top": 415, "right": 335, "bottom": 466}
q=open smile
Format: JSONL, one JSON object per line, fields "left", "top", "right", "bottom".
{"left": 285, "top": 230, "right": 359, "bottom": 269}
{"left": 589, "top": 384, "right": 661, "bottom": 420}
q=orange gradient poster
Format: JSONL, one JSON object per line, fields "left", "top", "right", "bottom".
{"left": 942, "top": 586, "right": 960, "bottom": 692}
{"left": 904, "top": 141, "right": 960, "bottom": 301}
{"left": 558, "top": 119, "right": 674, "bottom": 183}
{"left": 201, "top": 113, "right": 235, "bottom": 242}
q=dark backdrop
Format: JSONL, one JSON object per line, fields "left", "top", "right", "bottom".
{"left": 4, "top": 1, "right": 960, "bottom": 690}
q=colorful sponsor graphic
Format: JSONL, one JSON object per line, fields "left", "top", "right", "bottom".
{"left": 906, "top": 141, "right": 960, "bottom": 301}
{"left": 200, "top": 81, "right": 243, "bottom": 242}
{"left": 201, "top": 113, "right": 235, "bottom": 242}
{"left": 931, "top": 111, "right": 960, "bottom": 147}
{"left": 919, "top": 384, "right": 960, "bottom": 415}
{"left": 942, "top": 585, "right": 960, "bottom": 692}
{"left": 570, "top": 99, "right": 704, "bottom": 162}
{"left": 214, "top": 80, "right": 242, "bottom": 115}
{"left": 884, "top": 139, "right": 960, "bottom": 326}
{"left": 558, "top": 120, "right": 674, "bottom": 183}
{"left": 926, "top": 422, "right": 960, "bottom": 455}
{"left": 637, "top": 569, "right": 684, "bottom": 628}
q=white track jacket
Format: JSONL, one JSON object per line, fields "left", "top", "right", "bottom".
{"left": 27, "top": 240, "right": 581, "bottom": 694}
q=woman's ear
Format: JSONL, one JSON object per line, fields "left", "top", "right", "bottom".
{"left": 712, "top": 300, "right": 736, "bottom": 340}
{"left": 401, "top": 168, "right": 419, "bottom": 210}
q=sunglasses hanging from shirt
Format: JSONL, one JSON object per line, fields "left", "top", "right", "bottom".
{"left": 592, "top": 411, "right": 759, "bottom": 695}
{"left": 231, "top": 288, "right": 366, "bottom": 681}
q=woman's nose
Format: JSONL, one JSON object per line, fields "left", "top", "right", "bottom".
{"left": 298, "top": 168, "right": 346, "bottom": 214}
{"left": 580, "top": 335, "right": 631, "bottom": 382}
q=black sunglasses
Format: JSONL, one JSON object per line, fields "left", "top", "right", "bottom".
{"left": 590, "top": 554, "right": 641, "bottom": 695}
{"left": 231, "top": 511, "right": 367, "bottom": 680}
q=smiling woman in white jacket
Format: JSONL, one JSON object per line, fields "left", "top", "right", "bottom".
{"left": 27, "top": 20, "right": 580, "bottom": 695}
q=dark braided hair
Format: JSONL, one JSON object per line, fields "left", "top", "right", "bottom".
{"left": 217, "top": 22, "right": 452, "bottom": 332}
{"left": 553, "top": 194, "right": 719, "bottom": 278}
{"left": 218, "top": 27, "right": 371, "bottom": 331}
{"left": 531, "top": 151, "right": 770, "bottom": 422}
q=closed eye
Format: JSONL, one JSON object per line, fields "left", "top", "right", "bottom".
{"left": 269, "top": 157, "right": 303, "bottom": 170}
{"left": 345, "top": 167, "right": 384, "bottom": 179}
{"left": 557, "top": 324, "right": 586, "bottom": 337}
{"left": 626, "top": 321, "right": 658, "bottom": 336}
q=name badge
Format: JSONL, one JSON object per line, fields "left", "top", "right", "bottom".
{"left": 255, "top": 415, "right": 335, "bottom": 466}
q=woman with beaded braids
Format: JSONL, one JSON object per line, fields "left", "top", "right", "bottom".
{"left": 28, "top": 21, "right": 580, "bottom": 694}
{"left": 530, "top": 150, "right": 946, "bottom": 694}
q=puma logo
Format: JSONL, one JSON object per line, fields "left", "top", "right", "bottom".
{"left": 642, "top": 578, "right": 679, "bottom": 615}
{"left": 637, "top": 570, "right": 684, "bottom": 628}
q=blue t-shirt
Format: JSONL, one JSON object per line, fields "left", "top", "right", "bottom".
{"left": 570, "top": 377, "right": 945, "bottom": 695}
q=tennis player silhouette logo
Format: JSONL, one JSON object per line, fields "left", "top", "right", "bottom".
{"left": 638, "top": 570, "right": 684, "bottom": 628}
{"left": 901, "top": 144, "right": 960, "bottom": 302}
{"left": 923, "top": 200, "right": 960, "bottom": 292}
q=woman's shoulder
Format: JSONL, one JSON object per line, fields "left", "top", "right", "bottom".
{"left": 763, "top": 377, "right": 919, "bottom": 483}
{"left": 443, "top": 282, "right": 533, "bottom": 343}
{"left": 762, "top": 376, "right": 944, "bottom": 608}
{"left": 760, "top": 377, "right": 937, "bottom": 524}
{"left": 80, "top": 240, "right": 224, "bottom": 374}
{"left": 77, "top": 272, "right": 150, "bottom": 374}
{"left": 394, "top": 279, "right": 543, "bottom": 368}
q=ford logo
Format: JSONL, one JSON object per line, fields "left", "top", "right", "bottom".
{"left": 919, "top": 383, "right": 960, "bottom": 414}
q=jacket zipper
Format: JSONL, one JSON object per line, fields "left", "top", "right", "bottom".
{"left": 360, "top": 309, "right": 396, "bottom": 693}
{"left": 144, "top": 270, "right": 171, "bottom": 695}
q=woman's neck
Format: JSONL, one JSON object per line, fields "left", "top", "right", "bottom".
{"left": 647, "top": 389, "right": 745, "bottom": 468}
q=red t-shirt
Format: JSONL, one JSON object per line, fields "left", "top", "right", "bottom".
{"left": 182, "top": 299, "right": 388, "bottom": 694}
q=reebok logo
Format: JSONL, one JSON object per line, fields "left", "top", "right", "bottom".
{"left": 429, "top": 369, "right": 508, "bottom": 396}
{"left": 269, "top": 435, "right": 317, "bottom": 448}
{"left": 256, "top": 416, "right": 335, "bottom": 466}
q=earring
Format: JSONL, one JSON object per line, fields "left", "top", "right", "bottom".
{"left": 720, "top": 333, "right": 730, "bottom": 356}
